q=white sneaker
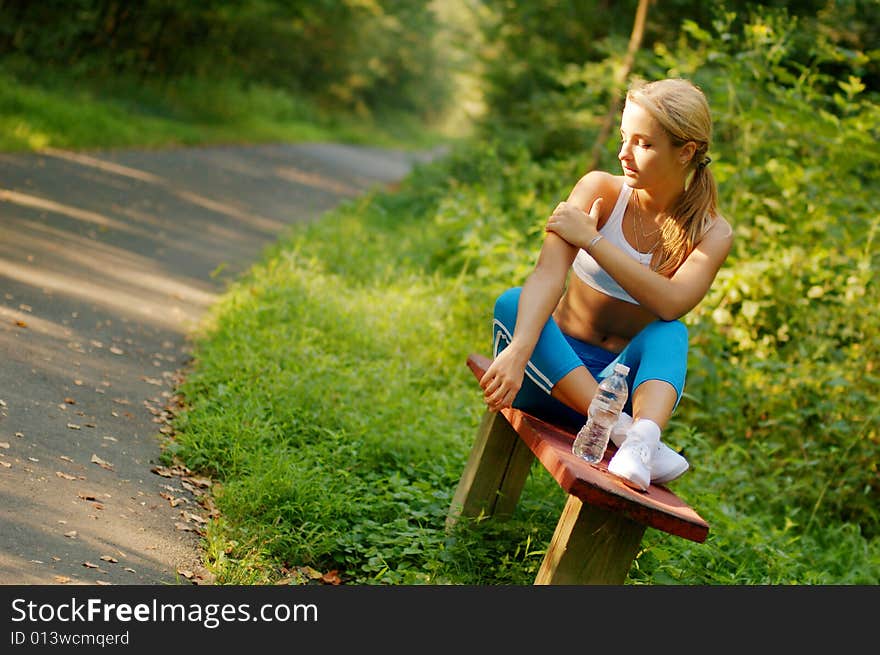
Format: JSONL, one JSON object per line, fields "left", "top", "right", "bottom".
{"left": 607, "top": 435, "right": 653, "bottom": 491}
{"left": 650, "top": 444, "right": 689, "bottom": 484}
{"left": 609, "top": 415, "right": 690, "bottom": 487}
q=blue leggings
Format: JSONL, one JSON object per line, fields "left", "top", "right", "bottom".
{"left": 492, "top": 287, "right": 688, "bottom": 430}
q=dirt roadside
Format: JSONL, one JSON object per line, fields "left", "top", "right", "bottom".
{"left": 0, "top": 142, "right": 441, "bottom": 585}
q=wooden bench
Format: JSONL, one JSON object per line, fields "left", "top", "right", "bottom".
{"left": 447, "top": 352, "right": 710, "bottom": 585}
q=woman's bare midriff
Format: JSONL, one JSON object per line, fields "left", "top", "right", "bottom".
{"left": 552, "top": 274, "right": 655, "bottom": 353}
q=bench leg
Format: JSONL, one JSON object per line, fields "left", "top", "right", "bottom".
{"left": 535, "top": 495, "right": 646, "bottom": 585}
{"left": 446, "top": 410, "right": 535, "bottom": 530}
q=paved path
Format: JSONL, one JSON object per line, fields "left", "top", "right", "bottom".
{"left": 0, "top": 142, "right": 439, "bottom": 585}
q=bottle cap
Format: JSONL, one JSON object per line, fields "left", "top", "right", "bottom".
{"left": 614, "top": 363, "right": 630, "bottom": 375}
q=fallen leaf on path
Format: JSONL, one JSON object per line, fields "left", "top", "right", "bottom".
{"left": 109, "top": 347, "right": 124, "bottom": 355}
{"left": 14, "top": 432, "right": 23, "bottom": 438}
{"left": 0, "top": 442, "right": 9, "bottom": 449}
{"left": 64, "top": 397, "right": 76, "bottom": 405}
{"left": 59, "top": 455, "right": 74, "bottom": 463}
{"left": 14, "top": 320, "right": 27, "bottom": 328}
{"left": 124, "top": 567, "right": 136, "bottom": 573}
{"left": 96, "top": 580, "right": 112, "bottom": 585}
{"left": 197, "top": 495, "right": 219, "bottom": 517}
{"left": 151, "top": 466, "right": 175, "bottom": 478}
{"left": 181, "top": 511, "right": 207, "bottom": 524}
{"left": 151, "top": 463, "right": 190, "bottom": 478}
{"left": 159, "top": 491, "right": 185, "bottom": 507}
{"left": 82, "top": 562, "right": 101, "bottom": 569}
{"left": 177, "top": 569, "right": 194, "bottom": 579}
{"left": 54, "top": 575, "right": 72, "bottom": 584}
{"left": 90, "top": 454, "right": 114, "bottom": 470}
{"left": 67, "top": 423, "right": 81, "bottom": 430}
{"left": 0, "top": 461, "right": 11, "bottom": 468}
{"left": 174, "top": 522, "right": 194, "bottom": 532}
{"left": 55, "top": 471, "right": 78, "bottom": 480}
{"left": 100, "top": 555, "right": 118, "bottom": 563}
{"left": 64, "top": 531, "right": 78, "bottom": 538}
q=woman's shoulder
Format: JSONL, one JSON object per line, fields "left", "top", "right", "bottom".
{"left": 576, "top": 170, "right": 623, "bottom": 192}
{"left": 696, "top": 213, "right": 734, "bottom": 259}
{"left": 704, "top": 213, "right": 734, "bottom": 241}
{"left": 573, "top": 171, "right": 626, "bottom": 206}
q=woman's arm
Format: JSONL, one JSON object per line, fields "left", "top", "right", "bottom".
{"left": 589, "top": 217, "right": 733, "bottom": 320}
{"left": 480, "top": 173, "right": 614, "bottom": 412}
{"left": 479, "top": 232, "right": 577, "bottom": 411}
{"left": 546, "top": 198, "right": 734, "bottom": 321}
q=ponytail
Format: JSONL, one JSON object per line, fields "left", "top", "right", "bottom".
{"left": 627, "top": 78, "right": 719, "bottom": 276}
{"left": 654, "top": 156, "right": 718, "bottom": 275}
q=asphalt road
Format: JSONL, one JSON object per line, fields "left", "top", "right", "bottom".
{"left": 0, "top": 141, "right": 440, "bottom": 585}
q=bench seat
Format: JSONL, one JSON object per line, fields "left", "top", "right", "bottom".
{"left": 447, "top": 353, "right": 710, "bottom": 585}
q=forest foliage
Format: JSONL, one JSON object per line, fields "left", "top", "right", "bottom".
{"left": 165, "top": 1, "right": 879, "bottom": 584}
{"left": 3, "top": 1, "right": 877, "bottom": 583}
{"left": 0, "top": 0, "right": 454, "bottom": 122}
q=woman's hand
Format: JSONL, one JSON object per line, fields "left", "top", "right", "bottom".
{"left": 479, "top": 346, "right": 528, "bottom": 413}
{"left": 545, "top": 197, "right": 602, "bottom": 248}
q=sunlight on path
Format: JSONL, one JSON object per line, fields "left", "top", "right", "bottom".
{"left": 0, "top": 142, "right": 437, "bottom": 584}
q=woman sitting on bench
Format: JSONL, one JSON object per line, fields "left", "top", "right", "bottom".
{"left": 479, "top": 77, "right": 733, "bottom": 491}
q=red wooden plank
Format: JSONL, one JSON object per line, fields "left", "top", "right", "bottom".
{"left": 467, "top": 352, "right": 710, "bottom": 543}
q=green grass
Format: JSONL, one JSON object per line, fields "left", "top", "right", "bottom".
{"left": 166, "top": 160, "right": 569, "bottom": 585}
{"left": 0, "top": 63, "right": 453, "bottom": 153}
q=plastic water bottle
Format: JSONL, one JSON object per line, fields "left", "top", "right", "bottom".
{"left": 572, "top": 363, "right": 630, "bottom": 464}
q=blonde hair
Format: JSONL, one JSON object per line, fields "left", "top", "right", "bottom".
{"left": 627, "top": 78, "right": 718, "bottom": 275}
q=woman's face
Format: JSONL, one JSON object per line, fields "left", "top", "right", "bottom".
{"left": 618, "top": 100, "right": 689, "bottom": 191}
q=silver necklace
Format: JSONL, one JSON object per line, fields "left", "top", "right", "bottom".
{"left": 631, "top": 189, "right": 661, "bottom": 254}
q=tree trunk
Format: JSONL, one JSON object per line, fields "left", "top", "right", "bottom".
{"left": 588, "top": 0, "right": 651, "bottom": 171}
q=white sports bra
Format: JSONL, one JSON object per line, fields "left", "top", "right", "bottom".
{"left": 571, "top": 183, "right": 652, "bottom": 305}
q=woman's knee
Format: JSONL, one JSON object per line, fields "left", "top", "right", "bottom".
{"left": 493, "top": 286, "right": 522, "bottom": 322}
{"left": 639, "top": 319, "right": 688, "bottom": 349}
